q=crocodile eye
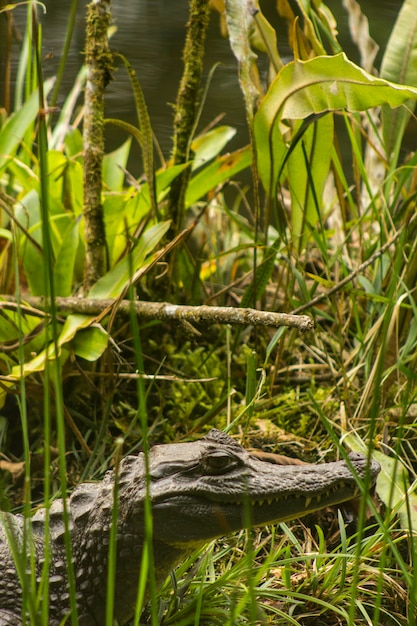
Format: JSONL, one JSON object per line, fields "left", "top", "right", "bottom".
{"left": 203, "top": 451, "right": 238, "bottom": 474}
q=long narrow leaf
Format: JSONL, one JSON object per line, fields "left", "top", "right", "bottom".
{"left": 225, "top": 0, "right": 260, "bottom": 121}
{"left": 380, "top": 0, "right": 417, "bottom": 160}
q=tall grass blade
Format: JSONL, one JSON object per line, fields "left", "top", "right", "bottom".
{"left": 33, "top": 9, "right": 78, "bottom": 622}
{"left": 380, "top": 0, "right": 417, "bottom": 161}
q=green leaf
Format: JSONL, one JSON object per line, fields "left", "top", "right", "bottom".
{"left": 254, "top": 52, "right": 417, "bottom": 195}
{"left": 89, "top": 220, "right": 171, "bottom": 299}
{"left": 72, "top": 326, "right": 108, "bottom": 361}
{"left": 380, "top": 0, "right": 417, "bottom": 160}
{"left": 186, "top": 146, "right": 251, "bottom": 207}
{"left": 104, "top": 164, "right": 186, "bottom": 265}
{"left": 0, "top": 309, "right": 19, "bottom": 342}
{"left": 14, "top": 189, "right": 45, "bottom": 296}
{"left": 0, "top": 78, "right": 54, "bottom": 172}
{"left": 0, "top": 310, "right": 108, "bottom": 408}
{"left": 65, "top": 158, "right": 84, "bottom": 217}
{"left": 54, "top": 219, "right": 80, "bottom": 297}
{"left": 191, "top": 126, "right": 236, "bottom": 171}
{"left": 6, "top": 313, "right": 106, "bottom": 378}
{"left": 50, "top": 65, "right": 87, "bottom": 150}
{"left": 0, "top": 302, "right": 48, "bottom": 356}
{"left": 64, "top": 127, "right": 84, "bottom": 158}
{"left": 103, "top": 139, "right": 132, "bottom": 191}
{"left": 344, "top": 433, "right": 417, "bottom": 533}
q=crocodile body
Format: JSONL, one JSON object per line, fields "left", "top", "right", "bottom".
{"left": 0, "top": 429, "right": 380, "bottom": 625}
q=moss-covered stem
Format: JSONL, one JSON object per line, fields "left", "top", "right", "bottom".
{"left": 166, "top": 0, "right": 211, "bottom": 234}
{"left": 83, "top": 0, "right": 112, "bottom": 293}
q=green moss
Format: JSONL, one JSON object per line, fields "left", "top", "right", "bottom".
{"left": 164, "top": 344, "right": 226, "bottom": 429}
{"left": 253, "top": 387, "right": 338, "bottom": 443}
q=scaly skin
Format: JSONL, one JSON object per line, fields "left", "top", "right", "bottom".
{"left": 0, "top": 429, "right": 380, "bottom": 625}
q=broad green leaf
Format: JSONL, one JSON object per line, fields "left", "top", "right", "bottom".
{"left": 14, "top": 189, "right": 45, "bottom": 296}
{"left": 0, "top": 310, "right": 107, "bottom": 408}
{"left": 103, "top": 138, "right": 132, "bottom": 191}
{"left": 0, "top": 229, "right": 12, "bottom": 241}
{"left": 72, "top": 326, "right": 109, "bottom": 361}
{"left": 54, "top": 219, "right": 80, "bottom": 297}
{"left": 186, "top": 146, "right": 251, "bottom": 207}
{"left": 191, "top": 126, "right": 236, "bottom": 171}
{"left": 89, "top": 220, "right": 171, "bottom": 299}
{"left": 7, "top": 314, "right": 107, "bottom": 379}
{"left": 0, "top": 310, "right": 18, "bottom": 341}
{"left": 65, "top": 158, "right": 84, "bottom": 216}
{"left": 254, "top": 52, "right": 417, "bottom": 195}
{"left": 64, "top": 127, "right": 83, "bottom": 158}
{"left": 104, "top": 194, "right": 133, "bottom": 265}
{"left": 15, "top": 193, "right": 72, "bottom": 296}
{"left": 372, "top": 450, "right": 417, "bottom": 534}
{"left": 0, "top": 78, "right": 54, "bottom": 172}
{"left": 0, "top": 310, "right": 109, "bottom": 413}
{"left": 104, "top": 165, "right": 186, "bottom": 265}
{"left": 380, "top": 0, "right": 417, "bottom": 160}
{"left": 47, "top": 150, "right": 72, "bottom": 224}
{"left": 0, "top": 302, "right": 49, "bottom": 356}
{"left": 153, "top": 163, "right": 189, "bottom": 202}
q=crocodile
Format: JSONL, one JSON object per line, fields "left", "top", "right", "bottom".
{"left": 0, "top": 429, "right": 380, "bottom": 625}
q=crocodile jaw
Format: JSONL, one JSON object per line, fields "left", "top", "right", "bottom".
{"left": 150, "top": 481, "right": 363, "bottom": 546}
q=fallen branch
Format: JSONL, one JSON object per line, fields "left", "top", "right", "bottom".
{"left": 1, "top": 297, "right": 314, "bottom": 332}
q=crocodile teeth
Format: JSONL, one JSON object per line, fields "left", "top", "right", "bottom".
{"left": 305, "top": 497, "right": 312, "bottom": 508}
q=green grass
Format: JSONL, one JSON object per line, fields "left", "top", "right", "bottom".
{"left": 148, "top": 519, "right": 411, "bottom": 625}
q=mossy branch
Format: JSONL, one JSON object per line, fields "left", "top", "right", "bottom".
{"left": 83, "top": 0, "right": 113, "bottom": 293}
{"left": 165, "top": 0, "right": 211, "bottom": 234}
{"left": 0, "top": 297, "right": 315, "bottom": 333}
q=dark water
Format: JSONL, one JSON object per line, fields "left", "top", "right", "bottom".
{"left": 7, "top": 1, "right": 402, "bottom": 174}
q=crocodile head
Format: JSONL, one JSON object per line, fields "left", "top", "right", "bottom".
{"left": 134, "top": 429, "right": 380, "bottom": 547}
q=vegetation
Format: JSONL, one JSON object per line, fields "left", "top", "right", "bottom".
{"left": 0, "top": 0, "right": 417, "bottom": 624}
